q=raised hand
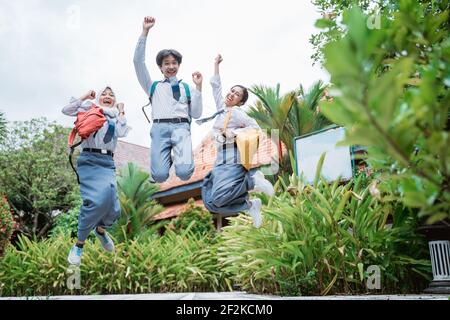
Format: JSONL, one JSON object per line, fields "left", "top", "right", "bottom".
{"left": 143, "top": 16, "right": 155, "bottom": 31}
{"left": 80, "top": 90, "right": 95, "bottom": 101}
{"left": 214, "top": 54, "right": 223, "bottom": 75}
{"left": 215, "top": 54, "right": 223, "bottom": 65}
{"left": 116, "top": 103, "right": 125, "bottom": 113}
{"left": 192, "top": 71, "right": 203, "bottom": 88}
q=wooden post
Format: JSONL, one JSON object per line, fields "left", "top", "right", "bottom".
{"left": 216, "top": 214, "right": 222, "bottom": 232}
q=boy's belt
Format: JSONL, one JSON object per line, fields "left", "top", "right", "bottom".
{"left": 82, "top": 148, "right": 114, "bottom": 157}
{"left": 153, "top": 118, "right": 190, "bottom": 124}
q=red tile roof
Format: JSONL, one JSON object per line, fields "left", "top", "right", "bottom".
{"left": 153, "top": 199, "right": 205, "bottom": 220}
{"left": 158, "top": 132, "right": 283, "bottom": 192}
{"left": 115, "top": 140, "right": 150, "bottom": 173}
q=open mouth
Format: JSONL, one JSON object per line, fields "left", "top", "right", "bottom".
{"left": 102, "top": 99, "right": 113, "bottom": 106}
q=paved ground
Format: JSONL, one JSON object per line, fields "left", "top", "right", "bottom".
{"left": 1, "top": 292, "right": 449, "bottom": 300}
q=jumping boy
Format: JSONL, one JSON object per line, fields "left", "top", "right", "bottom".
{"left": 134, "top": 16, "right": 203, "bottom": 183}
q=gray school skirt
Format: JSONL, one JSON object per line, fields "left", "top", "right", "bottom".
{"left": 202, "top": 143, "right": 255, "bottom": 214}
{"left": 76, "top": 152, "right": 121, "bottom": 241}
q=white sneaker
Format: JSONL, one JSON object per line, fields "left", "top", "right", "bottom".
{"left": 248, "top": 199, "right": 263, "bottom": 228}
{"left": 252, "top": 170, "right": 275, "bottom": 196}
{"left": 67, "top": 245, "right": 83, "bottom": 266}
{"left": 94, "top": 228, "right": 115, "bottom": 252}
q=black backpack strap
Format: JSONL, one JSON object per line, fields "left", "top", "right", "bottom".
{"left": 69, "top": 141, "right": 82, "bottom": 185}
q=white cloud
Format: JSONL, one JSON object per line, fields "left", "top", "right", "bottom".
{"left": 0, "top": 0, "right": 329, "bottom": 148}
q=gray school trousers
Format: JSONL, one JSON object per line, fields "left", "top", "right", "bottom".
{"left": 150, "top": 122, "right": 194, "bottom": 183}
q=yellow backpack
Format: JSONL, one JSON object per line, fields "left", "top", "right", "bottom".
{"left": 223, "top": 110, "right": 260, "bottom": 171}
{"left": 236, "top": 129, "right": 260, "bottom": 171}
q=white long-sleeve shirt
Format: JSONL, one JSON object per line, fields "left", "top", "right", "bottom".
{"left": 133, "top": 36, "right": 203, "bottom": 120}
{"left": 62, "top": 98, "right": 130, "bottom": 151}
{"left": 210, "top": 75, "right": 260, "bottom": 144}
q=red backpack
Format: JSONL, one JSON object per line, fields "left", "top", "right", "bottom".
{"left": 68, "top": 104, "right": 107, "bottom": 183}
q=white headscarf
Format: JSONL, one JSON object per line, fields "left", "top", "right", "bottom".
{"left": 95, "top": 86, "right": 119, "bottom": 118}
{"left": 78, "top": 86, "right": 120, "bottom": 118}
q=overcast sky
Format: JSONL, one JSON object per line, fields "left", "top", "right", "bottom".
{"left": 0, "top": 0, "right": 329, "bottom": 148}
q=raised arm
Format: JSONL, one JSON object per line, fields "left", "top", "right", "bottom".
{"left": 214, "top": 54, "right": 222, "bottom": 76}
{"left": 210, "top": 54, "right": 224, "bottom": 111}
{"left": 190, "top": 72, "right": 203, "bottom": 119}
{"left": 133, "top": 16, "right": 156, "bottom": 96}
{"left": 61, "top": 90, "right": 96, "bottom": 116}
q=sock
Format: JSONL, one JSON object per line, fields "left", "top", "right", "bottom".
{"left": 75, "top": 243, "right": 84, "bottom": 249}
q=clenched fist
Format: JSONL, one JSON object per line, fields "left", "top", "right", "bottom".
{"left": 192, "top": 71, "right": 203, "bottom": 86}
{"left": 143, "top": 16, "right": 155, "bottom": 31}
{"left": 80, "top": 90, "right": 95, "bottom": 101}
{"left": 116, "top": 103, "right": 125, "bottom": 113}
{"left": 215, "top": 54, "right": 223, "bottom": 65}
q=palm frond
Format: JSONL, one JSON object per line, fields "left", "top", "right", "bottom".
{"left": 113, "top": 162, "right": 163, "bottom": 242}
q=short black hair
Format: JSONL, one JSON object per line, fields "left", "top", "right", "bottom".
{"left": 156, "top": 49, "right": 183, "bottom": 67}
{"left": 232, "top": 85, "right": 249, "bottom": 105}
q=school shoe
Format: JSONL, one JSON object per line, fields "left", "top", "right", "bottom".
{"left": 67, "top": 245, "right": 83, "bottom": 266}
{"left": 252, "top": 170, "right": 275, "bottom": 196}
{"left": 94, "top": 228, "right": 115, "bottom": 252}
{"left": 248, "top": 198, "right": 263, "bottom": 228}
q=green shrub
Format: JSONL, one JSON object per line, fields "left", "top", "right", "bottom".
{"left": 50, "top": 199, "right": 80, "bottom": 238}
{"left": 0, "top": 163, "right": 431, "bottom": 297}
{"left": 167, "top": 199, "right": 215, "bottom": 236}
{"left": 0, "top": 196, "right": 14, "bottom": 257}
{"left": 218, "top": 170, "right": 431, "bottom": 296}
{"left": 0, "top": 228, "right": 230, "bottom": 297}
{"left": 50, "top": 199, "right": 96, "bottom": 242}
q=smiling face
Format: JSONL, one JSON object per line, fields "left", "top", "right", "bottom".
{"left": 160, "top": 55, "right": 180, "bottom": 79}
{"left": 225, "top": 86, "right": 245, "bottom": 107}
{"left": 99, "top": 88, "right": 116, "bottom": 108}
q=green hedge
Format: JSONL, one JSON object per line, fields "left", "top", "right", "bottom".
{"left": 218, "top": 174, "right": 431, "bottom": 295}
{"left": 0, "top": 174, "right": 431, "bottom": 297}
{"left": 0, "top": 229, "right": 230, "bottom": 297}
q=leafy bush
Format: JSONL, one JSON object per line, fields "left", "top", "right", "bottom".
{"left": 50, "top": 200, "right": 81, "bottom": 238}
{"left": 0, "top": 196, "right": 14, "bottom": 257}
{"left": 0, "top": 173, "right": 430, "bottom": 296}
{"left": 167, "top": 199, "right": 215, "bottom": 236}
{"left": 0, "top": 229, "right": 230, "bottom": 296}
{"left": 49, "top": 198, "right": 96, "bottom": 242}
{"left": 218, "top": 169, "right": 431, "bottom": 296}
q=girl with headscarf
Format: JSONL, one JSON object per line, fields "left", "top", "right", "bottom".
{"left": 62, "top": 86, "right": 130, "bottom": 265}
